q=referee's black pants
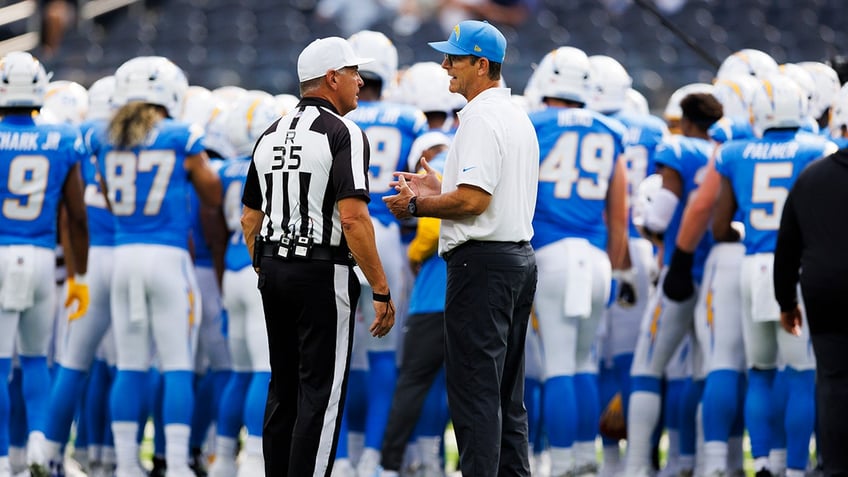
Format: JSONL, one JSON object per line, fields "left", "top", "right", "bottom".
{"left": 258, "top": 257, "right": 359, "bottom": 477}
{"left": 380, "top": 311, "right": 445, "bottom": 471}
{"left": 444, "top": 241, "right": 537, "bottom": 477}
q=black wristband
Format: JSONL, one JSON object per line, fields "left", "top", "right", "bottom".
{"left": 373, "top": 291, "right": 391, "bottom": 303}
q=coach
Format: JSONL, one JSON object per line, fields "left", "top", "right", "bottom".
{"left": 240, "top": 36, "right": 395, "bottom": 476}
{"left": 384, "top": 20, "right": 539, "bottom": 477}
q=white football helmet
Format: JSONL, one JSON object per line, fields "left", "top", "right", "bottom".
{"left": 224, "top": 91, "right": 279, "bottom": 157}
{"left": 0, "top": 51, "right": 50, "bottom": 108}
{"left": 711, "top": 74, "right": 760, "bottom": 119}
{"left": 624, "top": 88, "right": 650, "bottom": 116}
{"left": 587, "top": 55, "right": 632, "bottom": 113}
{"left": 535, "top": 47, "right": 592, "bottom": 105}
{"left": 348, "top": 30, "right": 398, "bottom": 93}
{"left": 716, "top": 48, "right": 779, "bottom": 80}
{"left": 274, "top": 93, "right": 299, "bottom": 115}
{"left": 180, "top": 85, "right": 218, "bottom": 129}
{"left": 778, "top": 63, "right": 816, "bottom": 116}
{"left": 750, "top": 75, "right": 805, "bottom": 135}
{"left": 798, "top": 61, "right": 841, "bottom": 120}
{"left": 633, "top": 173, "right": 663, "bottom": 228}
{"left": 828, "top": 83, "right": 848, "bottom": 139}
{"left": 663, "top": 82, "right": 714, "bottom": 124}
{"left": 113, "top": 56, "right": 188, "bottom": 118}
{"left": 87, "top": 75, "right": 117, "bottom": 121}
{"left": 398, "top": 61, "right": 465, "bottom": 113}
{"left": 211, "top": 85, "right": 248, "bottom": 108}
{"left": 42, "top": 80, "right": 89, "bottom": 125}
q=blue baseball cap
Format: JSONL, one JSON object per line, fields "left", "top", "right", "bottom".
{"left": 428, "top": 20, "right": 507, "bottom": 64}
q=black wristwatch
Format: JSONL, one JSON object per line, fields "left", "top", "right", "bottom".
{"left": 407, "top": 196, "right": 419, "bottom": 217}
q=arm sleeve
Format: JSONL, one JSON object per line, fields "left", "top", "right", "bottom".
{"left": 407, "top": 216, "right": 441, "bottom": 263}
{"left": 773, "top": 186, "right": 803, "bottom": 312}
{"left": 331, "top": 126, "right": 370, "bottom": 202}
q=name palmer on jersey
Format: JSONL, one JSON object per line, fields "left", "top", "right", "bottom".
{"left": 0, "top": 131, "right": 64, "bottom": 150}
{"left": 742, "top": 142, "right": 799, "bottom": 159}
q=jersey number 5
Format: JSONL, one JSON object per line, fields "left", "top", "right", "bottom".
{"left": 750, "top": 162, "right": 792, "bottom": 231}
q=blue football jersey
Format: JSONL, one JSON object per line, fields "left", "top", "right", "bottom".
{"left": 407, "top": 151, "right": 447, "bottom": 316}
{"left": 346, "top": 100, "right": 427, "bottom": 226}
{"left": 0, "top": 115, "right": 86, "bottom": 249}
{"left": 611, "top": 110, "right": 668, "bottom": 237}
{"left": 530, "top": 107, "right": 626, "bottom": 250}
{"left": 709, "top": 116, "right": 755, "bottom": 143}
{"left": 716, "top": 129, "right": 837, "bottom": 254}
{"left": 654, "top": 134, "right": 714, "bottom": 282}
{"left": 94, "top": 119, "right": 205, "bottom": 249}
{"left": 218, "top": 156, "right": 252, "bottom": 272}
{"left": 80, "top": 119, "right": 116, "bottom": 247}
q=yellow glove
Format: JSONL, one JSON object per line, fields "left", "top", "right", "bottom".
{"left": 65, "top": 273, "right": 90, "bottom": 321}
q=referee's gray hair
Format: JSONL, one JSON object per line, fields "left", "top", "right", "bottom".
{"left": 299, "top": 76, "right": 324, "bottom": 96}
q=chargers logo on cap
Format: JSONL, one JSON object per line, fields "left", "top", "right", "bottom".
{"left": 474, "top": 45, "right": 482, "bottom": 52}
{"left": 453, "top": 25, "right": 460, "bottom": 40}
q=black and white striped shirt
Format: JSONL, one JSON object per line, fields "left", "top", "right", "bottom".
{"left": 242, "top": 97, "right": 371, "bottom": 249}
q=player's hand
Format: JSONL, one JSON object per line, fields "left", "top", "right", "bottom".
{"left": 780, "top": 305, "right": 802, "bottom": 337}
{"left": 370, "top": 298, "right": 395, "bottom": 338}
{"left": 613, "top": 268, "right": 637, "bottom": 308}
{"left": 65, "top": 274, "right": 90, "bottom": 321}
{"left": 663, "top": 247, "right": 695, "bottom": 302}
{"left": 382, "top": 175, "right": 416, "bottom": 219}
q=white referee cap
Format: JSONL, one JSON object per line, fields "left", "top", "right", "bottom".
{"left": 297, "top": 37, "right": 374, "bottom": 83}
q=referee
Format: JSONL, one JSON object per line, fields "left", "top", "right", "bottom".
{"left": 240, "top": 36, "right": 395, "bottom": 477}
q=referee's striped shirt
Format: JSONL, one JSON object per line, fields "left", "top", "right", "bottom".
{"left": 242, "top": 97, "right": 371, "bottom": 249}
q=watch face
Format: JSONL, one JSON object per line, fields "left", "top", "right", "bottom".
{"left": 407, "top": 198, "right": 417, "bottom": 215}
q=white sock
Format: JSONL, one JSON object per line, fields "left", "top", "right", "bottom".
{"left": 101, "top": 446, "right": 116, "bottom": 467}
{"left": 575, "top": 441, "right": 597, "bottom": 469}
{"left": 625, "top": 391, "right": 662, "bottom": 471}
{"left": 677, "top": 454, "right": 694, "bottom": 474}
{"left": 356, "top": 448, "right": 380, "bottom": 476}
{"left": 753, "top": 456, "right": 770, "bottom": 472}
{"left": 786, "top": 469, "right": 805, "bottom": 477}
{"left": 26, "top": 431, "right": 47, "bottom": 465}
{"left": 9, "top": 446, "right": 25, "bottom": 472}
{"left": 215, "top": 436, "right": 238, "bottom": 462}
{"left": 417, "top": 436, "right": 442, "bottom": 470}
{"left": 165, "top": 424, "right": 191, "bottom": 470}
{"left": 44, "top": 440, "right": 62, "bottom": 464}
{"left": 112, "top": 422, "right": 140, "bottom": 472}
{"left": 0, "top": 456, "right": 10, "bottom": 473}
{"left": 348, "top": 432, "right": 364, "bottom": 466}
{"left": 665, "top": 429, "right": 681, "bottom": 473}
{"left": 88, "top": 444, "right": 102, "bottom": 465}
{"left": 244, "top": 435, "right": 262, "bottom": 458}
{"left": 769, "top": 448, "right": 787, "bottom": 476}
{"left": 703, "top": 441, "right": 728, "bottom": 475}
{"left": 549, "top": 446, "right": 574, "bottom": 477}
{"left": 727, "top": 436, "right": 744, "bottom": 472}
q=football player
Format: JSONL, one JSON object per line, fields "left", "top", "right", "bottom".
{"left": 712, "top": 75, "right": 837, "bottom": 477}
{"left": 0, "top": 51, "right": 90, "bottom": 476}
{"left": 94, "top": 56, "right": 222, "bottom": 477}
{"left": 528, "top": 46, "right": 628, "bottom": 477}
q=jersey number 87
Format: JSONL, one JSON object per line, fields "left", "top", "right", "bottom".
{"left": 104, "top": 150, "right": 176, "bottom": 216}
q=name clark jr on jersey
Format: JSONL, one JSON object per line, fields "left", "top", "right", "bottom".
{"left": 0, "top": 131, "right": 63, "bottom": 151}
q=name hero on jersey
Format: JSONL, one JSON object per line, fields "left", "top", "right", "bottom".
{"left": 0, "top": 131, "right": 62, "bottom": 151}
{"left": 557, "top": 110, "right": 594, "bottom": 127}
{"left": 742, "top": 142, "right": 799, "bottom": 159}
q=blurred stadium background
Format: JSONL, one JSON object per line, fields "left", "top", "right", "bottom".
{"left": 0, "top": 0, "right": 844, "bottom": 114}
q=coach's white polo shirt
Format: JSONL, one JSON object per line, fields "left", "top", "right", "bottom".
{"left": 438, "top": 87, "right": 540, "bottom": 256}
